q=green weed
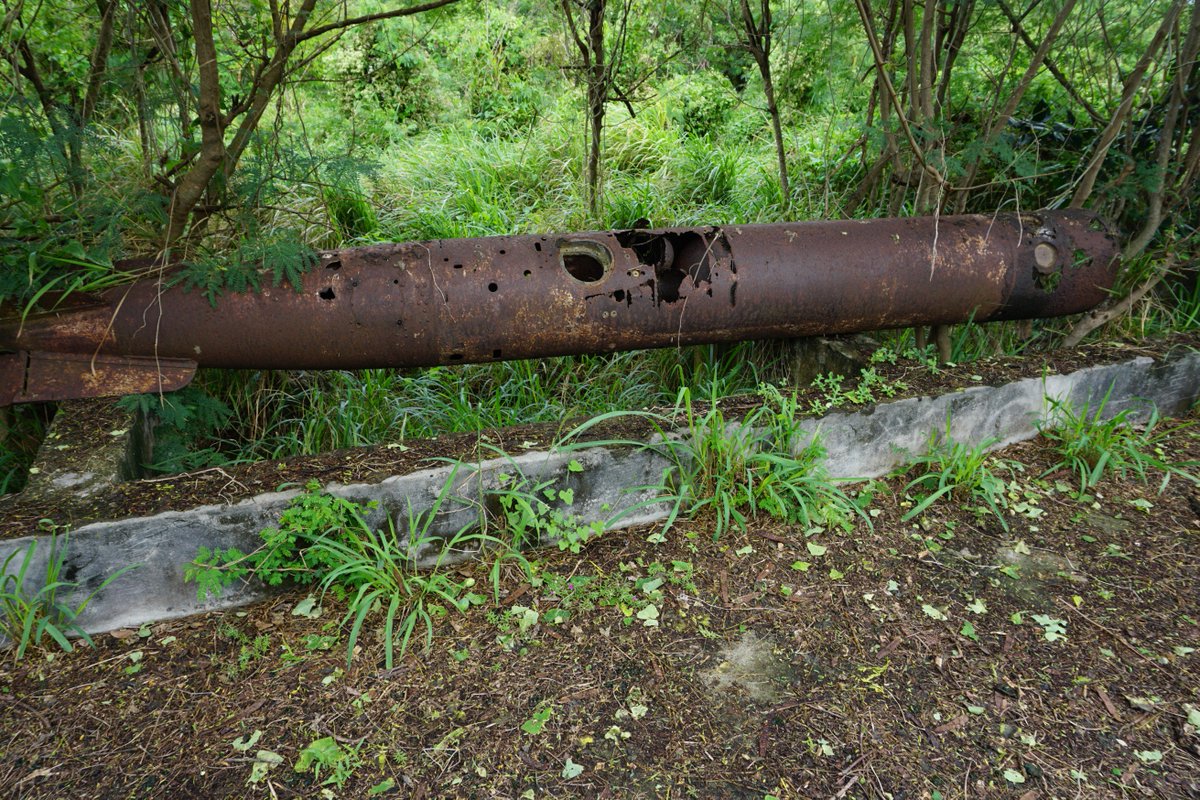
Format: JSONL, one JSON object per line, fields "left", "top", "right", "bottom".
{"left": 295, "top": 736, "right": 363, "bottom": 788}
{"left": 186, "top": 481, "right": 368, "bottom": 598}
{"left": 187, "top": 467, "right": 527, "bottom": 669}
{"left": 313, "top": 498, "right": 496, "bottom": 670}
{"left": 899, "top": 423, "right": 1011, "bottom": 529}
{"left": 119, "top": 387, "right": 233, "bottom": 474}
{"left": 217, "top": 624, "right": 272, "bottom": 679}
{"left": 488, "top": 460, "right": 605, "bottom": 555}
{"left": 1038, "top": 391, "right": 1197, "bottom": 494}
{"left": 656, "top": 383, "right": 862, "bottom": 540}
{"left": 808, "top": 366, "right": 907, "bottom": 414}
{"left": 1, "top": 528, "right": 136, "bottom": 659}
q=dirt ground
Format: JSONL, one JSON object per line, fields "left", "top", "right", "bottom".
{"left": 3, "top": 413, "right": 1200, "bottom": 799}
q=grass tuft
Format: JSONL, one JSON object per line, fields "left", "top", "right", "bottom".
{"left": 1038, "top": 390, "right": 1198, "bottom": 494}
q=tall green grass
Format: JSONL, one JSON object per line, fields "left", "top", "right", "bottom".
{"left": 182, "top": 101, "right": 861, "bottom": 467}
{"left": 198, "top": 343, "right": 768, "bottom": 464}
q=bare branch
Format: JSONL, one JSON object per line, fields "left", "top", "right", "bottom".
{"left": 951, "top": 0, "right": 1078, "bottom": 210}
{"left": 994, "top": 0, "right": 1102, "bottom": 125}
{"left": 294, "top": 0, "right": 462, "bottom": 44}
{"left": 222, "top": 0, "right": 319, "bottom": 174}
{"left": 739, "top": 0, "right": 789, "bottom": 207}
{"left": 982, "top": 0, "right": 1078, "bottom": 145}
{"left": 15, "top": 39, "right": 64, "bottom": 139}
{"left": 1061, "top": 255, "right": 1174, "bottom": 349}
{"left": 853, "top": 0, "right": 945, "bottom": 188}
{"left": 1121, "top": 5, "right": 1200, "bottom": 259}
{"left": 1070, "top": 0, "right": 1183, "bottom": 207}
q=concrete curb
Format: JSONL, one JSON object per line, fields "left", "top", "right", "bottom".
{"left": 2, "top": 348, "right": 1197, "bottom": 635}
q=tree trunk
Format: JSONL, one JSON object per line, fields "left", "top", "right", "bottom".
{"left": 82, "top": 1, "right": 117, "bottom": 126}
{"left": 740, "top": 0, "right": 789, "bottom": 210}
{"left": 130, "top": 3, "right": 156, "bottom": 179}
{"left": 762, "top": 68, "right": 789, "bottom": 210}
{"left": 1070, "top": 0, "right": 1183, "bottom": 208}
{"left": 955, "top": 0, "right": 1078, "bottom": 206}
{"left": 1121, "top": 5, "right": 1199, "bottom": 258}
{"left": 165, "top": 0, "right": 225, "bottom": 250}
{"left": 585, "top": 0, "right": 606, "bottom": 218}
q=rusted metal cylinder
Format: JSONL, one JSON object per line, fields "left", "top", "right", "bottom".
{"left": 0, "top": 210, "right": 1118, "bottom": 403}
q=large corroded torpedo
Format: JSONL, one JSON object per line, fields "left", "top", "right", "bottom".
{"left": 0, "top": 210, "right": 1119, "bottom": 405}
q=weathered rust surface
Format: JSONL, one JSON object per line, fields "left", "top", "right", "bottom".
{"left": 0, "top": 351, "right": 196, "bottom": 405}
{"left": 0, "top": 210, "right": 1119, "bottom": 404}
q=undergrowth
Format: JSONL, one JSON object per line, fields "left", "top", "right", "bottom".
{"left": 898, "top": 423, "right": 1013, "bottom": 530}
{"left": 655, "top": 383, "right": 863, "bottom": 540}
{"left": 179, "top": 381, "right": 872, "bottom": 665}
{"left": 1, "top": 527, "right": 136, "bottom": 660}
{"left": 1038, "top": 390, "right": 1198, "bottom": 494}
{"left": 186, "top": 467, "right": 535, "bottom": 668}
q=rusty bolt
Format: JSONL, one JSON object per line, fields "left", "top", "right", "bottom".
{"left": 1033, "top": 242, "right": 1058, "bottom": 274}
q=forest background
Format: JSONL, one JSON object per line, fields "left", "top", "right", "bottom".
{"left": 0, "top": 0, "right": 1197, "bottom": 487}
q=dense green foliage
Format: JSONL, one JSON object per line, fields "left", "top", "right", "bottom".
{"left": 186, "top": 468, "right": 535, "bottom": 668}
{"left": 654, "top": 383, "right": 862, "bottom": 540}
{"left": 1, "top": 0, "right": 1198, "bottom": 478}
{"left": 2, "top": 0, "right": 1194, "bottom": 290}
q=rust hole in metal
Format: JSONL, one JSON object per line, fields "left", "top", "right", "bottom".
{"left": 613, "top": 230, "right": 722, "bottom": 304}
{"left": 493, "top": 349, "right": 502, "bottom": 358}
{"left": 534, "top": 242, "right": 542, "bottom": 252}
{"left": 325, "top": 259, "right": 342, "bottom": 271}
{"left": 453, "top": 263, "right": 463, "bottom": 270}
{"left": 318, "top": 287, "right": 336, "bottom": 300}
{"left": 449, "top": 353, "right": 463, "bottom": 361}
{"left": 499, "top": 249, "right": 506, "bottom": 255}
{"left": 565, "top": 253, "right": 604, "bottom": 282}
{"left": 559, "top": 239, "right": 611, "bottom": 283}
{"left": 523, "top": 270, "right": 532, "bottom": 277}
{"left": 613, "top": 290, "right": 626, "bottom": 303}
{"left": 488, "top": 282, "right": 499, "bottom": 292}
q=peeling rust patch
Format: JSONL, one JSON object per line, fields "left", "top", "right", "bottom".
{"left": 0, "top": 352, "right": 195, "bottom": 405}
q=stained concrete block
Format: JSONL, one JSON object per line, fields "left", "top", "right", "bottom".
{"left": 19, "top": 399, "right": 150, "bottom": 508}
{"left": 804, "top": 350, "right": 1200, "bottom": 479}
{"left": 0, "top": 445, "right": 674, "bottom": 633}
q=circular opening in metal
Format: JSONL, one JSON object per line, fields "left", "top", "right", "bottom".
{"left": 558, "top": 239, "right": 612, "bottom": 283}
